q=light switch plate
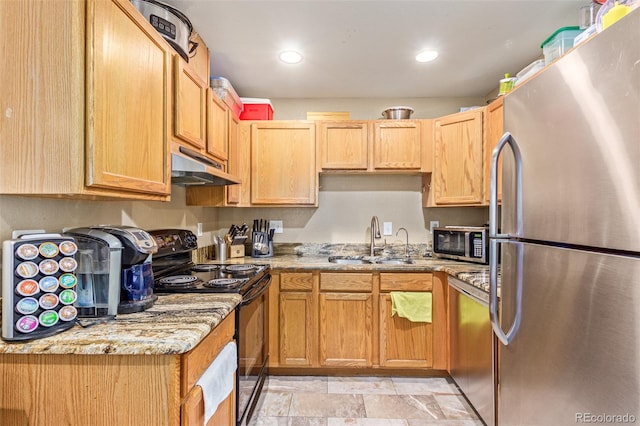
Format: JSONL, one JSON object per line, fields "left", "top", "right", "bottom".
{"left": 196, "top": 223, "right": 203, "bottom": 236}
{"left": 383, "top": 222, "right": 393, "bottom": 236}
{"left": 429, "top": 220, "right": 440, "bottom": 234}
{"left": 270, "top": 220, "right": 284, "bottom": 234}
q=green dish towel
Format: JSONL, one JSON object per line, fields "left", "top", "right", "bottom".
{"left": 390, "top": 292, "right": 432, "bottom": 323}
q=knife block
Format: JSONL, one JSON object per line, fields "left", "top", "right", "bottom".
{"left": 251, "top": 231, "right": 273, "bottom": 258}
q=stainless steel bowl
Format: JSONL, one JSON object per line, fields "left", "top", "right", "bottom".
{"left": 381, "top": 106, "right": 414, "bottom": 119}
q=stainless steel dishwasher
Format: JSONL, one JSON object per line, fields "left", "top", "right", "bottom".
{"left": 448, "top": 276, "right": 495, "bottom": 426}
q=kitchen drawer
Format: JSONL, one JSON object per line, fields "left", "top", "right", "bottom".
{"left": 380, "top": 273, "right": 433, "bottom": 292}
{"left": 280, "top": 272, "right": 313, "bottom": 291}
{"left": 180, "top": 311, "right": 235, "bottom": 397}
{"left": 320, "top": 272, "right": 373, "bottom": 292}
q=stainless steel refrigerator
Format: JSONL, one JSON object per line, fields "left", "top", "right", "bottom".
{"left": 489, "top": 8, "right": 640, "bottom": 426}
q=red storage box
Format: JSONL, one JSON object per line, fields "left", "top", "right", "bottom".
{"left": 239, "top": 98, "right": 273, "bottom": 120}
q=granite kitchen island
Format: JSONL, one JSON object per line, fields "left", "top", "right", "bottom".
{"left": 0, "top": 293, "right": 241, "bottom": 426}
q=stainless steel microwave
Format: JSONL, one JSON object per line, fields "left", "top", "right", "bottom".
{"left": 432, "top": 226, "right": 489, "bottom": 264}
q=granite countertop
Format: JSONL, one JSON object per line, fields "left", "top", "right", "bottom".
{"left": 1, "top": 243, "right": 494, "bottom": 357}
{"left": 260, "top": 255, "right": 491, "bottom": 292}
{"left": 0, "top": 293, "right": 241, "bottom": 355}
{"left": 203, "top": 242, "right": 494, "bottom": 293}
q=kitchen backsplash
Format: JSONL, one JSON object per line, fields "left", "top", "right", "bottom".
{"left": 216, "top": 175, "right": 489, "bottom": 244}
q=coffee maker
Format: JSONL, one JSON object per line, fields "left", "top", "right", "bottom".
{"left": 64, "top": 226, "right": 158, "bottom": 316}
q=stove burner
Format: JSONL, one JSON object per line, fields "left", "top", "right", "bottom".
{"left": 223, "top": 264, "right": 257, "bottom": 273}
{"left": 204, "top": 278, "right": 244, "bottom": 289}
{"left": 191, "top": 264, "right": 220, "bottom": 272}
{"left": 159, "top": 275, "right": 199, "bottom": 287}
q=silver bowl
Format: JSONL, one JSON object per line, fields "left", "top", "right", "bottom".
{"left": 381, "top": 106, "right": 414, "bottom": 119}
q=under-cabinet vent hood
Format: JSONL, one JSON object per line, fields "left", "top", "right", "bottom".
{"left": 171, "top": 146, "right": 240, "bottom": 186}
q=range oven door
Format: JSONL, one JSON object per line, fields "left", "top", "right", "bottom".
{"left": 237, "top": 273, "right": 271, "bottom": 426}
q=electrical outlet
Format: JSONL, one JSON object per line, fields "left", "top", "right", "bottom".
{"left": 196, "top": 223, "right": 203, "bottom": 236}
{"left": 429, "top": 220, "right": 440, "bottom": 233}
{"left": 383, "top": 222, "right": 393, "bottom": 236}
{"left": 270, "top": 220, "right": 284, "bottom": 234}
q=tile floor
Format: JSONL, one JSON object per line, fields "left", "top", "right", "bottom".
{"left": 249, "top": 376, "right": 484, "bottom": 425}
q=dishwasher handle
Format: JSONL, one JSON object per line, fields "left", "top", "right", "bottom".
{"left": 448, "top": 277, "right": 489, "bottom": 307}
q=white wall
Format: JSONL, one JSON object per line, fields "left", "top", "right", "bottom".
{"left": 217, "top": 175, "right": 488, "bottom": 245}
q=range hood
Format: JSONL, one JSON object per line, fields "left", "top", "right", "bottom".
{"left": 171, "top": 146, "right": 240, "bottom": 186}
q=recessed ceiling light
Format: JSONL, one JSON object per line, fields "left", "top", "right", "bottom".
{"left": 279, "top": 50, "right": 303, "bottom": 64}
{"left": 416, "top": 50, "right": 438, "bottom": 63}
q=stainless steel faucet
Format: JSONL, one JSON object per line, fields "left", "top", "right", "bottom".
{"left": 370, "top": 216, "right": 384, "bottom": 256}
{"left": 396, "top": 227, "right": 409, "bottom": 258}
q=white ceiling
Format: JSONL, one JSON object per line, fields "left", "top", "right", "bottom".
{"left": 161, "top": 0, "right": 585, "bottom": 99}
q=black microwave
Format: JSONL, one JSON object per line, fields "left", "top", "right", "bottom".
{"left": 432, "top": 226, "right": 489, "bottom": 264}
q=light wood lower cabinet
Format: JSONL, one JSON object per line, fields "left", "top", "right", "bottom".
{"left": 278, "top": 273, "right": 316, "bottom": 366}
{"left": 319, "top": 291, "right": 374, "bottom": 367}
{"left": 379, "top": 273, "right": 434, "bottom": 368}
{"left": 270, "top": 270, "right": 448, "bottom": 373}
{"left": 0, "top": 312, "right": 236, "bottom": 426}
{"left": 319, "top": 272, "right": 374, "bottom": 367}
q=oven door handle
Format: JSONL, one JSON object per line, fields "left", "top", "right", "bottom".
{"left": 240, "top": 274, "right": 272, "bottom": 306}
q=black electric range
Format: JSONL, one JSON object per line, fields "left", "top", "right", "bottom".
{"left": 155, "top": 262, "right": 270, "bottom": 295}
{"left": 148, "top": 229, "right": 272, "bottom": 426}
{"left": 149, "top": 229, "right": 270, "bottom": 297}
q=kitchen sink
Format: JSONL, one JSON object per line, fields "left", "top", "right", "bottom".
{"left": 375, "top": 257, "right": 414, "bottom": 265}
{"left": 327, "top": 256, "right": 371, "bottom": 264}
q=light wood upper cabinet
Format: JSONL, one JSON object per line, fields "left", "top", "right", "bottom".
{"left": 0, "top": 0, "right": 171, "bottom": 199}
{"left": 185, "top": 120, "right": 249, "bottom": 207}
{"left": 420, "top": 119, "right": 435, "bottom": 173}
{"left": 186, "top": 33, "right": 210, "bottom": 84}
{"left": 319, "top": 121, "right": 369, "bottom": 170}
{"left": 88, "top": 0, "right": 171, "bottom": 195}
{"left": 432, "top": 109, "right": 484, "bottom": 205}
{"left": 225, "top": 114, "right": 244, "bottom": 205}
{"left": 484, "top": 97, "right": 504, "bottom": 205}
{"left": 373, "top": 120, "right": 421, "bottom": 170}
{"left": 319, "top": 120, "right": 423, "bottom": 172}
{"left": 251, "top": 121, "right": 317, "bottom": 205}
{"left": 207, "top": 91, "right": 229, "bottom": 161}
{"left": 174, "top": 55, "right": 207, "bottom": 149}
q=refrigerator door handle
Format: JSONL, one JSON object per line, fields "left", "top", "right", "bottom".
{"left": 490, "top": 238, "right": 523, "bottom": 345}
{"left": 489, "top": 131, "right": 523, "bottom": 239}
